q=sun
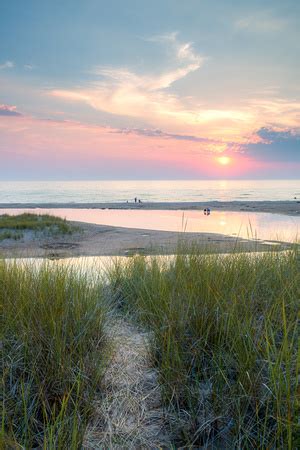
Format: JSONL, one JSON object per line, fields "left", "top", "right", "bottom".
{"left": 217, "top": 156, "right": 231, "bottom": 166}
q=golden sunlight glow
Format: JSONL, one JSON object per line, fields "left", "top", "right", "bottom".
{"left": 217, "top": 156, "right": 231, "bottom": 166}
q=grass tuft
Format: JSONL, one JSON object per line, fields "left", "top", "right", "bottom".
{"left": 0, "top": 213, "right": 77, "bottom": 239}
{"left": 1, "top": 260, "right": 109, "bottom": 449}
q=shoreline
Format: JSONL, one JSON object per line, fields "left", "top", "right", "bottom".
{"left": 0, "top": 200, "right": 300, "bottom": 216}
{"left": 0, "top": 220, "right": 291, "bottom": 259}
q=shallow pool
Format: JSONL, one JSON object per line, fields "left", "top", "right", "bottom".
{"left": 0, "top": 208, "right": 299, "bottom": 242}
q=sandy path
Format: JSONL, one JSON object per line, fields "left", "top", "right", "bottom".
{"left": 84, "top": 318, "right": 172, "bottom": 449}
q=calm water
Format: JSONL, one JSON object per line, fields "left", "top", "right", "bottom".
{"left": 1, "top": 208, "right": 299, "bottom": 242}
{"left": 0, "top": 179, "right": 299, "bottom": 203}
{"left": 6, "top": 252, "right": 285, "bottom": 279}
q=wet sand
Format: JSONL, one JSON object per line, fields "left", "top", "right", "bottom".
{"left": 0, "top": 200, "right": 299, "bottom": 216}
{"left": 0, "top": 220, "right": 289, "bottom": 259}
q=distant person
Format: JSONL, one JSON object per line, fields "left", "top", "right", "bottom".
{"left": 134, "top": 197, "right": 137, "bottom": 203}
{"left": 138, "top": 199, "right": 142, "bottom": 203}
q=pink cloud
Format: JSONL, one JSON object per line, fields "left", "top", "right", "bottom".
{"left": 0, "top": 104, "right": 22, "bottom": 117}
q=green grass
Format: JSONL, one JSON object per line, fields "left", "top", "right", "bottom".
{"left": 0, "top": 230, "right": 23, "bottom": 241}
{"left": 1, "top": 261, "right": 109, "bottom": 449}
{"left": 0, "top": 213, "right": 76, "bottom": 239}
{"left": 2, "top": 245, "right": 299, "bottom": 448}
{"left": 108, "top": 247, "right": 300, "bottom": 448}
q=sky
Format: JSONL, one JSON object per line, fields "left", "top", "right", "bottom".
{"left": 0, "top": 0, "right": 299, "bottom": 180}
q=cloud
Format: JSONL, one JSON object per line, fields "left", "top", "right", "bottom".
{"left": 146, "top": 31, "right": 202, "bottom": 69}
{"left": 50, "top": 34, "right": 213, "bottom": 131}
{"left": 0, "top": 113, "right": 213, "bottom": 179}
{"left": 47, "top": 29, "right": 300, "bottom": 143}
{"left": 1, "top": 112, "right": 298, "bottom": 179}
{"left": 235, "top": 13, "right": 287, "bottom": 33}
{"left": 0, "top": 60, "right": 14, "bottom": 70}
{"left": 49, "top": 33, "right": 300, "bottom": 142}
{"left": 0, "top": 104, "right": 22, "bottom": 117}
{"left": 257, "top": 127, "right": 300, "bottom": 143}
{"left": 113, "top": 127, "right": 219, "bottom": 143}
{"left": 112, "top": 127, "right": 234, "bottom": 155}
{"left": 245, "top": 127, "right": 300, "bottom": 162}
{"left": 24, "top": 64, "right": 35, "bottom": 70}
{"left": 247, "top": 97, "right": 300, "bottom": 129}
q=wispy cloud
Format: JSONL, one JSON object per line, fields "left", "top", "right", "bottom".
{"left": 50, "top": 34, "right": 213, "bottom": 131}
{"left": 0, "top": 60, "right": 14, "bottom": 70}
{"left": 48, "top": 31, "right": 300, "bottom": 143}
{"left": 235, "top": 12, "right": 287, "bottom": 33}
{"left": 113, "top": 127, "right": 219, "bottom": 143}
{"left": 248, "top": 97, "right": 300, "bottom": 128}
{"left": 24, "top": 64, "right": 35, "bottom": 70}
{"left": 146, "top": 31, "right": 203, "bottom": 71}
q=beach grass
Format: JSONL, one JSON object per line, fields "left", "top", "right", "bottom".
{"left": 1, "top": 260, "right": 109, "bottom": 449}
{"left": 0, "top": 213, "right": 76, "bottom": 238}
{"left": 108, "top": 247, "right": 300, "bottom": 448}
{"left": 1, "top": 245, "right": 299, "bottom": 448}
{"left": 0, "top": 230, "right": 23, "bottom": 241}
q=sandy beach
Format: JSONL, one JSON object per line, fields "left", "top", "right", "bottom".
{"left": 0, "top": 219, "right": 290, "bottom": 259}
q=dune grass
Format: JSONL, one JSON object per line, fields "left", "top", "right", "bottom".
{"left": 0, "top": 213, "right": 76, "bottom": 239}
{"left": 1, "top": 245, "right": 299, "bottom": 448}
{"left": 1, "top": 260, "right": 109, "bottom": 449}
{"left": 108, "top": 248, "right": 300, "bottom": 448}
{"left": 0, "top": 230, "right": 23, "bottom": 241}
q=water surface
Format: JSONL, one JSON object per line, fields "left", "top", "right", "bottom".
{"left": 0, "top": 179, "right": 299, "bottom": 203}
{"left": 1, "top": 208, "right": 299, "bottom": 242}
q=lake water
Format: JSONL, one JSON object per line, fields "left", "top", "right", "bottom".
{"left": 1, "top": 208, "right": 299, "bottom": 242}
{"left": 4, "top": 251, "right": 292, "bottom": 282}
{"left": 0, "top": 179, "right": 299, "bottom": 203}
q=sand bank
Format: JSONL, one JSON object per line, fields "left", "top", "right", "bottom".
{"left": 0, "top": 220, "right": 289, "bottom": 259}
{"left": 0, "top": 200, "right": 299, "bottom": 216}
